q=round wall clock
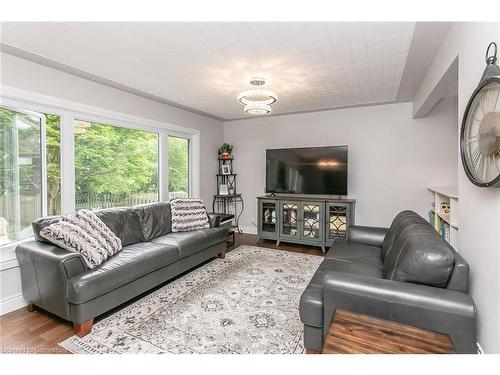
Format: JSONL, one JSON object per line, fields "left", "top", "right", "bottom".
{"left": 460, "top": 42, "right": 500, "bottom": 187}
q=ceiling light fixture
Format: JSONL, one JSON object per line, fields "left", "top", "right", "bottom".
{"left": 244, "top": 103, "right": 272, "bottom": 115}
{"left": 238, "top": 77, "right": 278, "bottom": 115}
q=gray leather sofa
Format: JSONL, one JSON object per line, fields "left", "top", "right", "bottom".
{"left": 15, "top": 202, "right": 228, "bottom": 336}
{"left": 299, "top": 210, "right": 477, "bottom": 354}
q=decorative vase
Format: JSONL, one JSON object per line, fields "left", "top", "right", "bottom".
{"left": 221, "top": 152, "right": 230, "bottom": 160}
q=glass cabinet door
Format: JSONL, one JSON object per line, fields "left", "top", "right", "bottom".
{"left": 302, "top": 203, "right": 322, "bottom": 241}
{"left": 327, "top": 204, "right": 348, "bottom": 240}
{"left": 280, "top": 202, "right": 299, "bottom": 238}
{"left": 260, "top": 201, "right": 277, "bottom": 234}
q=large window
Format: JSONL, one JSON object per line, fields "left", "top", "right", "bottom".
{"left": 74, "top": 120, "right": 159, "bottom": 209}
{"left": 0, "top": 96, "right": 196, "bottom": 248}
{"left": 0, "top": 107, "right": 61, "bottom": 245}
{"left": 168, "top": 136, "right": 189, "bottom": 199}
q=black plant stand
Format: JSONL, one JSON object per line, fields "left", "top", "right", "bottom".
{"left": 208, "top": 212, "right": 236, "bottom": 246}
{"left": 213, "top": 158, "right": 244, "bottom": 233}
{"left": 212, "top": 194, "right": 244, "bottom": 233}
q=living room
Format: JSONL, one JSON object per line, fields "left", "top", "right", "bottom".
{"left": 1, "top": 1, "right": 499, "bottom": 372}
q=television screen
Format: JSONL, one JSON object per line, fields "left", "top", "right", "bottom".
{"left": 265, "top": 146, "right": 348, "bottom": 195}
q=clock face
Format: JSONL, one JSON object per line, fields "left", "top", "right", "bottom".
{"left": 461, "top": 79, "right": 500, "bottom": 186}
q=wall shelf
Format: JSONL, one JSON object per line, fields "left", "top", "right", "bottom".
{"left": 428, "top": 187, "right": 459, "bottom": 250}
{"left": 428, "top": 186, "right": 458, "bottom": 199}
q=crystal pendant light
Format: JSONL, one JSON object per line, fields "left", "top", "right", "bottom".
{"left": 244, "top": 103, "right": 272, "bottom": 115}
{"left": 238, "top": 77, "right": 278, "bottom": 115}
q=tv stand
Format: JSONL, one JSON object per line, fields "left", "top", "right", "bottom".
{"left": 257, "top": 195, "right": 355, "bottom": 252}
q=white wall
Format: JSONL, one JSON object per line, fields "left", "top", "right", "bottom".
{"left": 223, "top": 99, "right": 458, "bottom": 234}
{"left": 415, "top": 22, "right": 500, "bottom": 354}
{"left": 0, "top": 52, "right": 223, "bottom": 314}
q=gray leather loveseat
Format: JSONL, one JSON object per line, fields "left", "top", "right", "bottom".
{"left": 299, "top": 210, "right": 477, "bottom": 353}
{"left": 16, "top": 202, "right": 228, "bottom": 336}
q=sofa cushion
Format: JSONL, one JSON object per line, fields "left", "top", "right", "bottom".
{"left": 66, "top": 242, "right": 179, "bottom": 304}
{"left": 319, "top": 258, "right": 383, "bottom": 279}
{"left": 326, "top": 239, "right": 383, "bottom": 268}
{"left": 133, "top": 202, "right": 172, "bottom": 241}
{"left": 381, "top": 210, "right": 419, "bottom": 261}
{"left": 33, "top": 207, "right": 144, "bottom": 247}
{"left": 32, "top": 215, "right": 63, "bottom": 243}
{"left": 382, "top": 212, "right": 455, "bottom": 287}
{"left": 151, "top": 227, "right": 227, "bottom": 259}
{"left": 96, "top": 207, "right": 144, "bottom": 246}
{"left": 299, "top": 258, "right": 383, "bottom": 328}
{"left": 348, "top": 225, "right": 388, "bottom": 247}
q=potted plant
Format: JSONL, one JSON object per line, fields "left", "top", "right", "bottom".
{"left": 218, "top": 143, "right": 233, "bottom": 160}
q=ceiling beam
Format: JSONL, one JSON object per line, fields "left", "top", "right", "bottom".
{"left": 397, "top": 22, "right": 452, "bottom": 102}
{"left": 412, "top": 56, "right": 458, "bottom": 119}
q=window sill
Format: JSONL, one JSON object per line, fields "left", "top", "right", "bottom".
{"left": 0, "top": 237, "right": 33, "bottom": 271}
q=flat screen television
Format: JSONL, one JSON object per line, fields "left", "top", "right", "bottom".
{"left": 265, "top": 146, "right": 348, "bottom": 195}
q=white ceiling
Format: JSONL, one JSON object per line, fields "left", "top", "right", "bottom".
{"left": 0, "top": 22, "right": 449, "bottom": 120}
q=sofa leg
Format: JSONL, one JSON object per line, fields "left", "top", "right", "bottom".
{"left": 73, "top": 319, "right": 93, "bottom": 337}
{"left": 27, "top": 303, "right": 37, "bottom": 312}
{"left": 217, "top": 251, "right": 226, "bottom": 259}
{"left": 305, "top": 348, "right": 321, "bottom": 354}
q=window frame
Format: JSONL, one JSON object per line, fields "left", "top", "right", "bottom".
{"left": 0, "top": 105, "right": 47, "bottom": 243}
{"left": 167, "top": 133, "right": 192, "bottom": 200}
{"left": 0, "top": 86, "right": 200, "bottom": 254}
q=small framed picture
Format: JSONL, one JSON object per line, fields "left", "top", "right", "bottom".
{"left": 219, "top": 184, "right": 229, "bottom": 195}
{"left": 221, "top": 164, "right": 231, "bottom": 175}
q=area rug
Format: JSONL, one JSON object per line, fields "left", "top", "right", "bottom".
{"left": 59, "top": 245, "right": 323, "bottom": 354}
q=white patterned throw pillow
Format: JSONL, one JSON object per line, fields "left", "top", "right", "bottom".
{"left": 39, "top": 209, "right": 122, "bottom": 269}
{"left": 170, "top": 198, "right": 210, "bottom": 232}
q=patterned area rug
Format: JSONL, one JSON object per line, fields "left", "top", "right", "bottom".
{"left": 59, "top": 246, "right": 322, "bottom": 354}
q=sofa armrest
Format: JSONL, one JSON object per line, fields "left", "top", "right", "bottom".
{"left": 16, "top": 240, "right": 88, "bottom": 278}
{"left": 348, "top": 225, "right": 388, "bottom": 247}
{"left": 15, "top": 241, "right": 88, "bottom": 319}
{"left": 322, "top": 272, "right": 477, "bottom": 353}
{"left": 208, "top": 213, "right": 221, "bottom": 228}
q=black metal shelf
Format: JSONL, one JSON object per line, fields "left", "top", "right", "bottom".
{"left": 214, "top": 157, "right": 243, "bottom": 233}
{"left": 214, "top": 193, "right": 241, "bottom": 198}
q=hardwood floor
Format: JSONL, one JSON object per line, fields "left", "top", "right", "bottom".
{"left": 322, "top": 309, "right": 455, "bottom": 354}
{"left": 234, "top": 233, "right": 325, "bottom": 257}
{"left": 0, "top": 233, "right": 323, "bottom": 354}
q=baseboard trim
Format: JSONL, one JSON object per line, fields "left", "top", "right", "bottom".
{"left": 0, "top": 293, "right": 27, "bottom": 316}
{"left": 0, "top": 257, "right": 19, "bottom": 271}
{"left": 476, "top": 342, "right": 484, "bottom": 354}
{"left": 238, "top": 225, "right": 257, "bottom": 235}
